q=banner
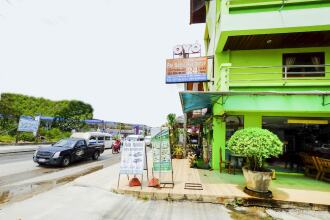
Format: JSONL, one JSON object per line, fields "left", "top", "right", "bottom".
{"left": 152, "top": 129, "right": 172, "bottom": 172}
{"left": 17, "top": 116, "right": 40, "bottom": 133}
{"left": 119, "top": 141, "right": 145, "bottom": 175}
{"left": 166, "top": 57, "right": 208, "bottom": 83}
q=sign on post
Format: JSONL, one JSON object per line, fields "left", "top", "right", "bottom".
{"left": 18, "top": 116, "right": 40, "bottom": 133}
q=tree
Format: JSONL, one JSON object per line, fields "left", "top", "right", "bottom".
{"left": 54, "top": 101, "right": 93, "bottom": 131}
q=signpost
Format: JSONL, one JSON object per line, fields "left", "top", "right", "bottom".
{"left": 151, "top": 128, "right": 174, "bottom": 188}
{"left": 117, "top": 141, "right": 148, "bottom": 189}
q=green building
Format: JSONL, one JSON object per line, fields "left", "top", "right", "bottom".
{"left": 181, "top": 0, "right": 330, "bottom": 170}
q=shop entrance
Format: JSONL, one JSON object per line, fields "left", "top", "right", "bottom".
{"left": 262, "top": 117, "right": 330, "bottom": 172}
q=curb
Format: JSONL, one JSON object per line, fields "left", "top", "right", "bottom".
{"left": 112, "top": 188, "right": 330, "bottom": 211}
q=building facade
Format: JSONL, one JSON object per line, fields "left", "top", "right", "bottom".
{"left": 184, "top": 0, "right": 330, "bottom": 169}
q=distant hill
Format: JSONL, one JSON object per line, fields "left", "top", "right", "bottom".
{"left": 0, "top": 93, "right": 93, "bottom": 120}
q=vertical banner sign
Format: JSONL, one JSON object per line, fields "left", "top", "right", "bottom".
{"left": 152, "top": 129, "right": 172, "bottom": 172}
{"left": 119, "top": 141, "right": 145, "bottom": 175}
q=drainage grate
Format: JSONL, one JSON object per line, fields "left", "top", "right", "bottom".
{"left": 184, "top": 182, "right": 203, "bottom": 190}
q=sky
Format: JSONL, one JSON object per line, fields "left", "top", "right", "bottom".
{"left": 0, "top": 0, "right": 204, "bottom": 127}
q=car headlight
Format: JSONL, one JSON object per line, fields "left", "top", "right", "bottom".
{"left": 52, "top": 152, "right": 61, "bottom": 158}
{"left": 34, "top": 150, "right": 38, "bottom": 157}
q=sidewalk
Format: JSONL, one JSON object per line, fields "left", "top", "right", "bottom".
{"left": 114, "top": 158, "right": 330, "bottom": 210}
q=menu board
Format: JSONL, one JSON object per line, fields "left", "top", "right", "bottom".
{"left": 119, "top": 141, "right": 145, "bottom": 175}
{"left": 152, "top": 130, "right": 172, "bottom": 172}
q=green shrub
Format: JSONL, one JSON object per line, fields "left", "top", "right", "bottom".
{"left": 227, "top": 128, "right": 283, "bottom": 171}
{"left": 0, "top": 134, "right": 15, "bottom": 143}
{"left": 18, "top": 132, "right": 36, "bottom": 142}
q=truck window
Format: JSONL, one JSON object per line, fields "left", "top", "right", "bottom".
{"left": 105, "top": 136, "right": 110, "bottom": 141}
{"left": 97, "top": 136, "right": 104, "bottom": 143}
{"left": 76, "top": 140, "right": 86, "bottom": 147}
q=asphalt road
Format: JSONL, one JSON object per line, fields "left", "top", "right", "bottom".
{"left": 0, "top": 151, "right": 35, "bottom": 165}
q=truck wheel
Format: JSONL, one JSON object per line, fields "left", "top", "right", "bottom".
{"left": 92, "top": 151, "right": 100, "bottom": 160}
{"left": 62, "top": 156, "right": 70, "bottom": 167}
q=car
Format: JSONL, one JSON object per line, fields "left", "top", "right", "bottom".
{"left": 144, "top": 135, "right": 152, "bottom": 147}
{"left": 33, "top": 138, "right": 105, "bottom": 167}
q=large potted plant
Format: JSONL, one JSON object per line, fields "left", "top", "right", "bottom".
{"left": 227, "top": 128, "right": 283, "bottom": 196}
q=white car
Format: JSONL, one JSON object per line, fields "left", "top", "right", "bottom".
{"left": 144, "top": 136, "right": 152, "bottom": 147}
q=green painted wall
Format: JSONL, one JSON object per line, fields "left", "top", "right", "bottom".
{"left": 224, "top": 47, "right": 330, "bottom": 89}
{"left": 212, "top": 116, "right": 226, "bottom": 170}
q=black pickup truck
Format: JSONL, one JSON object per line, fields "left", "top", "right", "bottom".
{"left": 33, "top": 138, "right": 105, "bottom": 167}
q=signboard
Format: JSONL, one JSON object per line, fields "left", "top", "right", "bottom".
{"left": 166, "top": 57, "right": 208, "bottom": 83}
{"left": 119, "top": 141, "right": 145, "bottom": 175}
{"left": 152, "top": 129, "right": 172, "bottom": 172}
{"left": 17, "top": 116, "right": 40, "bottom": 133}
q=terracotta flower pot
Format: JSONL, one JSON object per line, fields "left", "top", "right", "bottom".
{"left": 175, "top": 154, "right": 183, "bottom": 159}
{"left": 242, "top": 166, "right": 273, "bottom": 193}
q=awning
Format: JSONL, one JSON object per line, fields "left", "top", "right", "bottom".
{"left": 179, "top": 91, "right": 330, "bottom": 114}
{"left": 179, "top": 92, "right": 221, "bottom": 113}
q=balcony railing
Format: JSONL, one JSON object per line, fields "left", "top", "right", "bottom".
{"left": 217, "top": 64, "right": 330, "bottom": 91}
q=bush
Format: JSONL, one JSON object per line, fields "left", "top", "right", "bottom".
{"left": 0, "top": 134, "right": 15, "bottom": 143}
{"left": 227, "top": 128, "right": 283, "bottom": 171}
{"left": 18, "top": 132, "right": 36, "bottom": 142}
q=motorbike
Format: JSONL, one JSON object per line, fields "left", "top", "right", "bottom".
{"left": 112, "top": 139, "right": 121, "bottom": 154}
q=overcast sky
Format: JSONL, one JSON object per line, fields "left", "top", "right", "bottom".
{"left": 0, "top": 0, "right": 204, "bottom": 127}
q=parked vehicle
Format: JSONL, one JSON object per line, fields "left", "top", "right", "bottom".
{"left": 71, "top": 132, "right": 112, "bottom": 149}
{"left": 112, "top": 139, "right": 121, "bottom": 154}
{"left": 126, "top": 134, "right": 144, "bottom": 142}
{"left": 33, "top": 138, "right": 105, "bottom": 167}
{"left": 144, "top": 135, "right": 152, "bottom": 147}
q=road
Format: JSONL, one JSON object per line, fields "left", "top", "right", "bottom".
{"left": 0, "top": 148, "right": 121, "bottom": 206}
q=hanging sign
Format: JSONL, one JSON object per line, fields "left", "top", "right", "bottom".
{"left": 17, "top": 116, "right": 40, "bottom": 133}
{"left": 166, "top": 57, "right": 208, "bottom": 83}
{"left": 152, "top": 129, "right": 172, "bottom": 172}
{"left": 119, "top": 141, "right": 145, "bottom": 175}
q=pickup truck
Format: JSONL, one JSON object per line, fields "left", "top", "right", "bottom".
{"left": 33, "top": 138, "right": 105, "bottom": 167}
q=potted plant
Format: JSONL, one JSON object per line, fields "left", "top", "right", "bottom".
{"left": 227, "top": 128, "right": 283, "bottom": 197}
{"left": 173, "top": 145, "right": 184, "bottom": 159}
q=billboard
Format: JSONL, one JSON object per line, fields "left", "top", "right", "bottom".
{"left": 17, "top": 116, "right": 40, "bottom": 133}
{"left": 166, "top": 57, "right": 208, "bottom": 83}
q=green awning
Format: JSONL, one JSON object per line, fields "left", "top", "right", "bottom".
{"left": 179, "top": 92, "right": 221, "bottom": 113}
{"left": 180, "top": 91, "right": 330, "bottom": 114}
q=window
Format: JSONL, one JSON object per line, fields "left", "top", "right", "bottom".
{"left": 90, "top": 136, "right": 96, "bottom": 140}
{"left": 283, "top": 52, "right": 325, "bottom": 77}
{"left": 76, "top": 140, "right": 85, "bottom": 147}
{"left": 105, "top": 136, "right": 111, "bottom": 141}
{"left": 97, "top": 136, "right": 104, "bottom": 143}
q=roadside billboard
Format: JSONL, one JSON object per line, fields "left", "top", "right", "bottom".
{"left": 17, "top": 116, "right": 40, "bottom": 133}
{"left": 166, "top": 57, "right": 208, "bottom": 83}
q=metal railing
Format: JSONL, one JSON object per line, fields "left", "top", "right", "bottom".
{"left": 217, "top": 64, "right": 330, "bottom": 90}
